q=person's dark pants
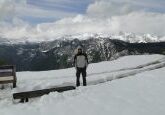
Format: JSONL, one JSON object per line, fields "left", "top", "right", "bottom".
{"left": 76, "top": 67, "right": 87, "bottom": 86}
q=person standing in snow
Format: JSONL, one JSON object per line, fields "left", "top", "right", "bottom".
{"left": 74, "top": 46, "right": 88, "bottom": 87}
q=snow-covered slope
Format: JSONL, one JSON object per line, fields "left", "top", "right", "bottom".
{"left": 59, "top": 32, "right": 161, "bottom": 43}
{"left": 0, "top": 54, "right": 165, "bottom": 115}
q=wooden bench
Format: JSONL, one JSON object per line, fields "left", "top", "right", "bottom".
{"left": 13, "top": 86, "right": 76, "bottom": 103}
{"left": 0, "top": 65, "right": 17, "bottom": 88}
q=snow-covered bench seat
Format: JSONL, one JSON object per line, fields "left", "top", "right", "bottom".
{"left": 13, "top": 86, "right": 76, "bottom": 103}
{"left": 0, "top": 65, "right": 17, "bottom": 88}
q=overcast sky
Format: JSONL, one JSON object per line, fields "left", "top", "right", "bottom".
{"left": 0, "top": 0, "right": 165, "bottom": 40}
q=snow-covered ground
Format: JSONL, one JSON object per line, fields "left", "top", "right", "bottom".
{"left": 0, "top": 54, "right": 165, "bottom": 115}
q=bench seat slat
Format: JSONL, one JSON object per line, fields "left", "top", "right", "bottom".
{"left": 13, "top": 86, "right": 76, "bottom": 99}
{"left": 0, "top": 72, "right": 13, "bottom": 77}
{"left": 0, "top": 66, "right": 14, "bottom": 69}
{"left": 0, "top": 76, "right": 14, "bottom": 81}
{"left": 0, "top": 80, "right": 15, "bottom": 84}
{"left": 0, "top": 69, "right": 13, "bottom": 72}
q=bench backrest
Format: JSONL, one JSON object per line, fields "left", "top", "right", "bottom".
{"left": 0, "top": 65, "right": 16, "bottom": 84}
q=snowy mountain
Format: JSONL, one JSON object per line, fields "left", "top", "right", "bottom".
{"left": 0, "top": 32, "right": 164, "bottom": 44}
{"left": 0, "top": 37, "right": 165, "bottom": 71}
{"left": 0, "top": 54, "right": 165, "bottom": 115}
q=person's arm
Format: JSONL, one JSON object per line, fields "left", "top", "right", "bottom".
{"left": 84, "top": 53, "right": 88, "bottom": 68}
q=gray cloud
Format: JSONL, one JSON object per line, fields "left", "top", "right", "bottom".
{"left": 87, "top": 1, "right": 138, "bottom": 17}
{"left": 0, "top": 0, "right": 80, "bottom": 24}
{"left": 0, "top": 0, "right": 16, "bottom": 21}
{"left": 87, "top": 0, "right": 165, "bottom": 17}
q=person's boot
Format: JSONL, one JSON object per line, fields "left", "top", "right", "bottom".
{"left": 83, "top": 77, "right": 87, "bottom": 86}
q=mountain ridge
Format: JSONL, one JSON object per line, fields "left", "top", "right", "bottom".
{"left": 0, "top": 32, "right": 164, "bottom": 45}
{"left": 0, "top": 37, "right": 164, "bottom": 71}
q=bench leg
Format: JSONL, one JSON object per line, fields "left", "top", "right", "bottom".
{"left": 25, "top": 98, "right": 29, "bottom": 102}
{"left": 13, "top": 82, "right": 16, "bottom": 88}
{"left": 19, "top": 98, "right": 29, "bottom": 103}
{"left": 20, "top": 98, "right": 25, "bottom": 103}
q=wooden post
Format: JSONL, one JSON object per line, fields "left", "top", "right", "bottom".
{"left": 13, "top": 65, "right": 17, "bottom": 88}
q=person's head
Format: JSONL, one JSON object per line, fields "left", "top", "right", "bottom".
{"left": 77, "top": 46, "right": 83, "bottom": 54}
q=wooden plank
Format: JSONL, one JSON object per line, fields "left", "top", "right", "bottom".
{"left": 0, "top": 65, "right": 14, "bottom": 69}
{"left": 0, "top": 80, "right": 14, "bottom": 84}
{"left": 13, "top": 86, "right": 76, "bottom": 100}
{"left": 0, "top": 76, "right": 14, "bottom": 81}
{"left": 0, "top": 72, "right": 13, "bottom": 77}
{"left": 13, "top": 65, "right": 17, "bottom": 87}
{"left": 0, "top": 69, "right": 13, "bottom": 72}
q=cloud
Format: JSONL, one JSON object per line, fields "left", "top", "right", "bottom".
{"left": 0, "top": 0, "right": 80, "bottom": 24}
{"left": 114, "top": 12, "right": 165, "bottom": 35}
{"left": 25, "top": 0, "right": 93, "bottom": 19}
{"left": 87, "top": 0, "right": 165, "bottom": 17}
{"left": 0, "top": 0, "right": 165, "bottom": 42}
{"left": 15, "top": 4, "right": 77, "bottom": 19}
{"left": 27, "top": 12, "right": 165, "bottom": 37}
{"left": 87, "top": 0, "right": 137, "bottom": 17}
{"left": 1, "top": 12, "right": 165, "bottom": 41}
{"left": 0, "top": 0, "right": 16, "bottom": 21}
